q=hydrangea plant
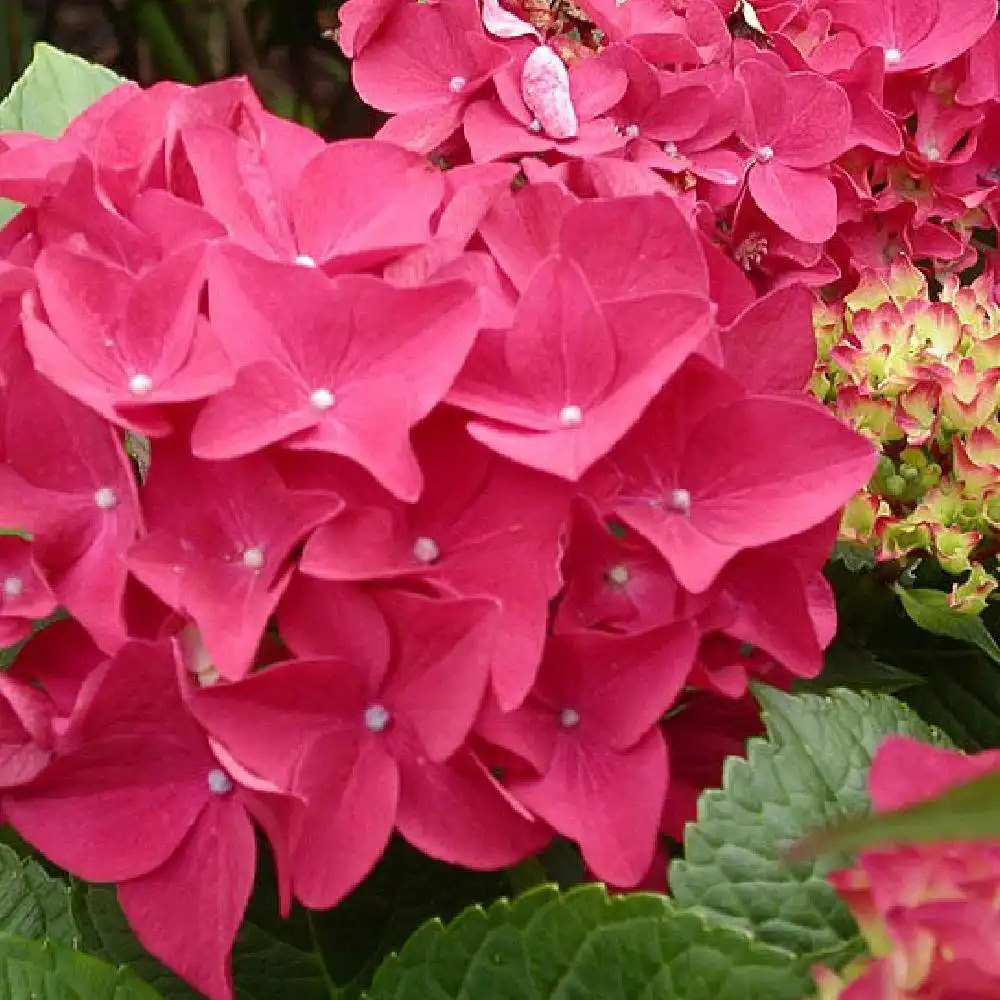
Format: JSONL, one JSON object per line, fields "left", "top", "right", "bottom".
{"left": 0, "top": 0, "right": 999, "bottom": 998}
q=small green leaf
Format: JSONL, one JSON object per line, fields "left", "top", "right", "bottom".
{"left": 830, "top": 540, "right": 876, "bottom": 572}
{"left": 0, "top": 932, "right": 164, "bottom": 999}
{"left": 0, "top": 42, "right": 125, "bottom": 227}
{"left": 0, "top": 844, "right": 77, "bottom": 945}
{"left": 365, "top": 884, "right": 811, "bottom": 1000}
{"left": 895, "top": 586, "right": 1000, "bottom": 664}
{"left": 669, "top": 686, "right": 951, "bottom": 959}
{"left": 794, "top": 768, "right": 1000, "bottom": 859}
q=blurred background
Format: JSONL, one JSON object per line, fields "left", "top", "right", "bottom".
{"left": 0, "top": 0, "right": 379, "bottom": 137}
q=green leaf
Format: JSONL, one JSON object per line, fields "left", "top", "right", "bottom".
{"left": 0, "top": 42, "right": 125, "bottom": 227}
{"left": 669, "top": 686, "right": 951, "bottom": 959}
{"left": 798, "top": 634, "right": 924, "bottom": 695}
{"left": 0, "top": 42, "right": 124, "bottom": 137}
{"left": 794, "top": 768, "right": 1000, "bottom": 859}
{"left": 0, "top": 932, "right": 164, "bottom": 999}
{"left": 73, "top": 884, "right": 334, "bottom": 1000}
{"left": 895, "top": 586, "right": 1000, "bottom": 664}
{"left": 0, "top": 844, "right": 77, "bottom": 946}
{"left": 365, "top": 884, "right": 811, "bottom": 1000}
{"left": 305, "top": 838, "right": 509, "bottom": 997}
{"left": 869, "top": 647, "right": 1000, "bottom": 751}
{"left": 830, "top": 540, "right": 876, "bottom": 573}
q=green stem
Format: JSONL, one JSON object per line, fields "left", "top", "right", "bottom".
{"left": 132, "top": 0, "right": 201, "bottom": 84}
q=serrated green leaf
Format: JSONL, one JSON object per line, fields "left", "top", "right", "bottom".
{"left": 895, "top": 586, "right": 1000, "bottom": 664}
{"left": 0, "top": 42, "right": 125, "bottom": 228}
{"left": 669, "top": 686, "right": 951, "bottom": 959}
{"left": 73, "top": 883, "right": 335, "bottom": 1000}
{"left": 0, "top": 844, "right": 76, "bottom": 946}
{"left": 365, "top": 884, "right": 811, "bottom": 1000}
{"left": 0, "top": 932, "right": 164, "bottom": 999}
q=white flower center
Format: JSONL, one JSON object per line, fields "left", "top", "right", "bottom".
{"left": 527, "top": 118, "right": 542, "bottom": 133}
{"left": 623, "top": 123, "right": 640, "bottom": 140}
{"left": 662, "top": 141, "right": 679, "bottom": 157}
{"left": 309, "top": 388, "right": 336, "bottom": 411}
{"left": 606, "top": 564, "right": 630, "bottom": 586}
{"left": 413, "top": 536, "right": 441, "bottom": 564}
{"left": 559, "top": 405, "right": 583, "bottom": 427}
{"left": 756, "top": 145, "right": 774, "bottom": 163}
{"left": 128, "top": 373, "right": 153, "bottom": 396}
{"left": 923, "top": 144, "right": 941, "bottom": 162}
{"left": 2, "top": 575, "right": 23, "bottom": 599}
{"left": 365, "top": 704, "right": 391, "bottom": 733}
{"left": 448, "top": 75, "right": 467, "bottom": 93}
{"left": 207, "top": 768, "right": 234, "bottom": 795}
{"left": 242, "top": 546, "right": 265, "bottom": 570}
{"left": 295, "top": 254, "right": 318, "bottom": 267}
{"left": 94, "top": 487, "right": 118, "bottom": 510}
{"left": 669, "top": 488, "right": 692, "bottom": 514}
{"left": 884, "top": 47, "right": 902, "bottom": 65}
{"left": 560, "top": 707, "right": 581, "bottom": 728}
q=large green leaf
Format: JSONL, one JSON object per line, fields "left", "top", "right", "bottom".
{"left": 0, "top": 42, "right": 125, "bottom": 227}
{"left": 669, "top": 686, "right": 951, "bottom": 958}
{"left": 0, "top": 933, "right": 163, "bottom": 999}
{"left": 365, "top": 884, "right": 811, "bottom": 1000}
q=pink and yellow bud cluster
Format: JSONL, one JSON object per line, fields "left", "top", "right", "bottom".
{"left": 813, "top": 260, "right": 1000, "bottom": 612}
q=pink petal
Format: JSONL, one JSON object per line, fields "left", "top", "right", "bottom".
{"left": 558, "top": 195, "right": 709, "bottom": 302}
{"left": 378, "top": 590, "right": 498, "bottom": 762}
{"left": 128, "top": 445, "right": 341, "bottom": 679}
{"left": 543, "top": 624, "right": 699, "bottom": 750}
{"left": 293, "top": 738, "right": 399, "bottom": 908}
{"left": 396, "top": 747, "right": 549, "bottom": 867}
{"left": 461, "top": 291, "right": 711, "bottom": 481}
{"left": 277, "top": 575, "right": 391, "bottom": 679}
{"left": 748, "top": 162, "right": 838, "bottom": 245}
{"left": 511, "top": 728, "right": 667, "bottom": 887}
{"left": 720, "top": 283, "right": 818, "bottom": 393}
{"left": 869, "top": 737, "right": 1000, "bottom": 812}
{"left": 192, "top": 656, "right": 371, "bottom": 788}
{"left": 828, "top": 0, "right": 995, "bottom": 72}
{"left": 293, "top": 141, "right": 445, "bottom": 269}
{"left": 6, "top": 642, "right": 213, "bottom": 881}
{"left": 477, "top": 181, "right": 576, "bottom": 293}
{"left": 118, "top": 795, "right": 256, "bottom": 1000}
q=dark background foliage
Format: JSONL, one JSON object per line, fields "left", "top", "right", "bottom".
{"left": 1, "top": 0, "right": 376, "bottom": 136}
